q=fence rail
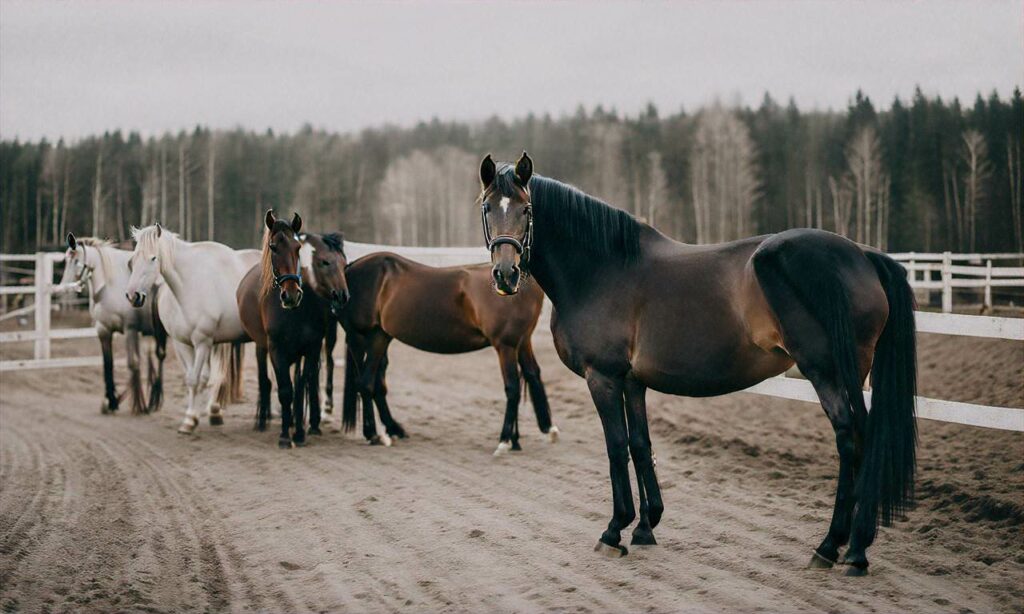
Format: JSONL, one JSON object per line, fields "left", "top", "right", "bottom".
{"left": 891, "top": 251, "right": 1024, "bottom": 313}
{"left": 2, "top": 247, "right": 1022, "bottom": 432}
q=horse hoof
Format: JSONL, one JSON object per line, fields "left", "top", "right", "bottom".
{"left": 278, "top": 437, "right": 294, "bottom": 449}
{"left": 630, "top": 530, "right": 657, "bottom": 546}
{"left": 808, "top": 551, "right": 836, "bottom": 569}
{"left": 844, "top": 564, "right": 869, "bottom": 577}
{"left": 594, "top": 541, "right": 628, "bottom": 558}
{"left": 178, "top": 422, "right": 197, "bottom": 435}
{"left": 493, "top": 441, "right": 513, "bottom": 456}
{"left": 547, "top": 425, "right": 560, "bottom": 443}
{"left": 309, "top": 426, "right": 323, "bottom": 436}
{"left": 209, "top": 414, "right": 224, "bottom": 426}
{"left": 369, "top": 435, "right": 392, "bottom": 447}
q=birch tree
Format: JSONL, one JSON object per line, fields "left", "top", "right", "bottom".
{"left": 960, "top": 129, "right": 990, "bottom": 251}
{"left": 690, "top": 105, "right": 759, "bottom": 243}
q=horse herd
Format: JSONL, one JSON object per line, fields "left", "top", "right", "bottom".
{"left": 58, "top": 153, "right": 919, "bottom": 577}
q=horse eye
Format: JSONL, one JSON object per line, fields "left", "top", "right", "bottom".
{"left": 270, "top": 244, "right": 277, "bottom": 252}
{"left": 150, "top": 256, "right": 157, "bottom": 262}
{"left": 320, "top": 260, "right": 329, "bottom": 267}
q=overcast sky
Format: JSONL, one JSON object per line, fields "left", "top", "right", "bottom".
{"left": 1, "top": 1, "right": 1020, "bottom": 141}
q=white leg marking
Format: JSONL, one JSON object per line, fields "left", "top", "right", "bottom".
{"left": 548, "top": 425, "right": 560, "bottom": 443}
{"left": 493, "top": 440, "right": 513, "bottom": 456}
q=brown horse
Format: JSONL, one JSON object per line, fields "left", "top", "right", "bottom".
{"left": 479, "top": 153, "right": 916, "bottom": 576}
{"left": 236, "top": 211, "right": 350, "bottom": 447}
{"left": 338, "top": 253, "right": 557, "bottom": 454}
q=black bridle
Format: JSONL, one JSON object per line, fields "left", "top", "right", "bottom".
{"left": 273, "top": 272, "right": 302, "bottom": 288}
{"left": 481, "top": 199, "right": 534, "bottom": 268}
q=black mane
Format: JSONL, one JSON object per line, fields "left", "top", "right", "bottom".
{"left": 493, "top": 164, "right": 641, "bottom": 264}
{"left": 321, "top": 232, "right": 345, "bottom": 255}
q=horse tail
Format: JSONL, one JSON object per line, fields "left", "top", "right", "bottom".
{"left": 861, "top": 252, "right": 918, "bottom": 527}
{"left": 214, "top": 344, "right": 234, "bottom": 408}
{"left": 341, "top": 340, "right": 360, "bottom": 432}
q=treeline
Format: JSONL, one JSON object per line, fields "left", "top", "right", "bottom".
{"left": 1, "top": 87, "right": 1021, "bottom": 254}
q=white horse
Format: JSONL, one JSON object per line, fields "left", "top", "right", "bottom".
{"left": 125, "top": 224, "right": 259, "bottom": 433}
{"left": 58, "top": 233, "right": 168, "bottom": 414}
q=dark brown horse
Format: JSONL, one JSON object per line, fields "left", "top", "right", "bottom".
{"left": 237, "top": 211, "right": 350, "bottom": 448}
{"left": 478, "top": 153, "right": 916, "bottom": 576}
{"left": 338, "top": 253, "right": 557, "bottom": 454}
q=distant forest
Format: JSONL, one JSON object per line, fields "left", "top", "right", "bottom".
{"left": 1, "top": 88, "right": 1021, "bottom": 255}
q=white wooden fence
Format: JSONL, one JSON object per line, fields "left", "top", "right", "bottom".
{"left": 890, "top": 252, "right": 1024, "bottom": 313}
{"left": 2, "top": 245, "right": 1022, "bottom": 432}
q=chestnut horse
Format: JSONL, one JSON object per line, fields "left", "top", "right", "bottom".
{"left": 338, "top": 253, "right": 558, "bottom": 454}
{"left": 479, "top": 153, "right": 916, "bottom": 576}
{"left": 236, "top": 211, "right": 350, "bottom": 448}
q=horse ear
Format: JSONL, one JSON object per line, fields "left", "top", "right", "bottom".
{"left": 155, "top": 222, "right": 162, "bottom": 237}
{"left": 265, "top": 210, "right": 276, "bottom": 230}
{"left": 67, "top": 232, "right": 77, "bottom": 250}
{"left": 291, "top": 212, "right": 302, "bottom": 233}
{"left": 480, "top": 154, "right": 496, "bottom": 189}
{"left": 514, "top": 151, "right": 533, "bottom": 186}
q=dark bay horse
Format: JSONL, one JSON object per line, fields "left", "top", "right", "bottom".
{"left": 338, "top": 253, "right": 557, "bottom": 453}
{"left": 478, "top": 153, "right": 916, "bottom": 576}
{"left": 236, "top": 211, "right": 350, "bottom": 448}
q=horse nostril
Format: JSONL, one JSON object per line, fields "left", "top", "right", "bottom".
{"left": 280, "top": 291, "right": 288, "bottom": 304}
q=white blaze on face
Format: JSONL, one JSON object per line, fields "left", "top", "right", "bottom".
{"left": 499, "top": 196, "right": 510, "bottom": 216}
{"left": 299, "top": 242, "right": 316, "bottom": 271}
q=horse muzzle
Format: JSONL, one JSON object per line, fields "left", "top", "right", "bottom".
{"left": 329, "top": 289, "right": 350, "bottom": 315}
{"left": 492, "top": 265, "right": 521, "bottom": 296}
{"left": 280, "top": 288, "right": 304, "bottom": 310}
{"left": 126, "top": 291, "right": 147, "bottom": 308}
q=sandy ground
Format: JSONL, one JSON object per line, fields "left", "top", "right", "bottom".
{"left": 0, "top": 324, "right": 1022, "bottom": 613}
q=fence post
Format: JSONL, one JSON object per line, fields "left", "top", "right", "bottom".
{"left": 941, "top": 251, "right": 953, "bottom": 313}
{"left": 984, "top": 259, "right": 993, "bottom": 311}
{"left": 908, "top": 252, "right": 916, "bottom": 284}
{"left": 34, "top": 252, "right": 52, "bottom": 360}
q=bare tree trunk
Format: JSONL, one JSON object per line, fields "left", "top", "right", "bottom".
{"left": 60, "top": 158, "right": 70, "bottom": 241}
{"left": 160, "top": 144, "right": 168, "bottom": 224}
{"left": 207, "top": 137, "right": 216, "bottom": 241}
{"left": 1009, "top": 138, "right": 1023, "bottom": 254}
{"left": 92, "top": 148, "right": 104, "bottom": 238}
{"left": 178, "top": 141, "right": 186, "bottom": 237}
{"left": 115, "top": 164, "right": 126, "bottom": 242}
{"left": 35, "top": 188, "right": 42, "bottom": 249}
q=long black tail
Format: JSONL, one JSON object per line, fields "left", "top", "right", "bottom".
{"left": 861, "top": 252, "right": 918, "bottom": 527}
{"left": 341, "top": 340, "right": 361, "bottom": 432}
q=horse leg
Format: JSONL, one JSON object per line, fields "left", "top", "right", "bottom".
{"left": 172, "top": 340, "right": 200, "bottom": 434}
{"left": 803, "top": 380, "right": 862, "bottom": 570}
{"left": 518, "top": 339, "right": 557, "bottom": 442}
{"left": 126, "top": 329, "right": 146, "bottom": 415}
{"left": 587, "top": 370, "right": 634, "bottom": 557}
{"left": 291, "top": 356, "right": 307, "bottom": 447}
{"left": 372, "top": 356, "right": 407, "bottom": 439}
{"left": 271, "top": 351, "right": 295, "bottom": 448}
{"left": 306, "top": 350, "right": 323, "bottom": 437}
{"left": 624, "top": 375, "right": 662, "bottom": 546}
{"left": 359, "top": 334, "right": 392, "bottom": 446}
{"left": 255, "top": 345, "right": 272, "bottom": 431}
{"left": 147, "top": 327, "right": 168, "bottom": 413}
{"left": 322, "top": 323, "right": 337, "bottom": 424}
{"left": 99, "top": 328, "right": 118, "bottom": 414}
{"left": 493, "top": 345, "right": 522, "bottom": 456}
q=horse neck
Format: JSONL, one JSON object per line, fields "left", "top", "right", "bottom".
{"left": 528, "top": 224, "right": 658, "bottom": 310}
{"left": 84, "top": 245, "right": 112, "bottom": 299}
{"left": 157, "top": 236, "right": 189, "bottom": 303}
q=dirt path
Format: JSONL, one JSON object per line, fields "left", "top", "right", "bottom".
{"left": 1, "top": 331, "right": 1021, "bottom": 613}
